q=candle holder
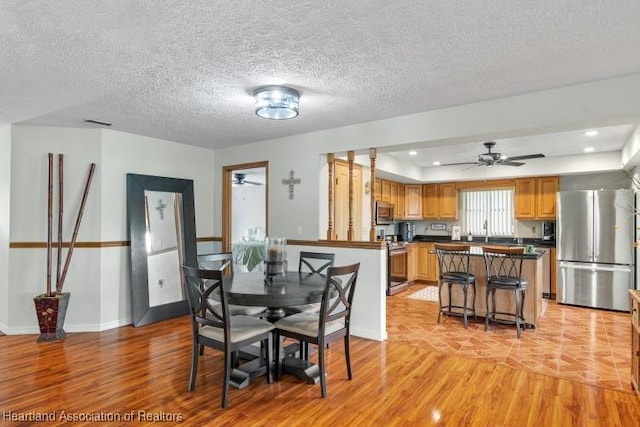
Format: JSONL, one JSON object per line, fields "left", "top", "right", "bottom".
{"left": 264, "top": 237, "right": 287, "bottom": 283}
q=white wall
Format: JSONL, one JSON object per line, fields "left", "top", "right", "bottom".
{"left": 5, "top": 126, "right": 215, "bottom": 334}
{"left": 0, "top": 125, "right": 11, "bottom": 332}
{"left": 232, "top": 185, "right": 266, "bottom": 241}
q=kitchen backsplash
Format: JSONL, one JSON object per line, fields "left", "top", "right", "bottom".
{"left": 379, "top": 219, "right": 552, "bottom": 239}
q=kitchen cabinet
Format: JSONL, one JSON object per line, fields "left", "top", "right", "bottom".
{"left": 390, "top": 181, "right": 398, "bottom": 216}
{"left": 381, "top": 179, "right": 391, "bottom": 202}
{"left": 396, "top": 183, "right": 406, "bottom": 219}
{"left": 415, "top": 242, "right": 438, "bottom": 282}
{"left": 422, "top": 184, "right": 438, "bottom": 218}
{"left": 549, "top": 247, "right": 557, "bottom": 297}
{"left": 515, "top": 178, "right": 537, "bottom": 218}
{"left": 514, "top": 176, "right": 559, "bottom": 219}
{"left": 438, "top": 183, "right": 458, "bottom": 219}
{"left": 374, "top": 178, "right": 381, "bottom": 202}
{"left": 405, "top": 185, "right": 423, "bottom": 219}
{"left": 631, "top": 290, "right": 640, "bottom": 396}
{"left": 408, "top": 243, "right": 418, "bottom": 282}
{"left": 422, "top": 183, "right": 458, "bottom": 219}
{"left": 536, "top": 176, "right": 559, "bottom": 218}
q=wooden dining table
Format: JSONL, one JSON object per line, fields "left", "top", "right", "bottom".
{"left": 220, "top": 271, "right": 329, "bottom": 389}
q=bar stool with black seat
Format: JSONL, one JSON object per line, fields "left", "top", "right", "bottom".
{"left": 482, "top": 246, "right": 528, "bottom": 338}
{"left": 434, "top": 243, "right": 476, "bottom": 328}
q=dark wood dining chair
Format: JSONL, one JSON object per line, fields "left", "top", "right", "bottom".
{"left": 182, "top": 265, "right": 274, "bottom": 408}
{"left": 197, "top": 252, "right": 265, "bottom": 318}
{"left": 286, "top": 251, "right": 336, "bottom": 314}
{"left": 274, "top": 262, "right": 360, "bottom": 398}
{"left": 434, "top": 243, "right": 476, "bottom": 328}
{"left": 482, "top": 246, "right": 528, "bottom": 338}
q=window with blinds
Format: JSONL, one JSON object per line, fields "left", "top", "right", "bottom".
{"left": 461, "top": 189, "right": 514, "bottom": 236}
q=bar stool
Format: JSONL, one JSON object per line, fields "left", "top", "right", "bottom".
{"left": 482, "top": 246, "right": 528, "bottom": 338}
{"left": 435, "top": 243, "right": 476, "bottom": 328}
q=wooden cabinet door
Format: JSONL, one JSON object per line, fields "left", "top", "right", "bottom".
{"left": 381, "top": 179, "right": 390, "bottom": 202}
{"left": 416, "top": 244, "right": 431, "bottom": 280}
{"left": 396, "top": 183, "right": 405, "bottom": 219}
{"left": 536, "top": 176, "right": 559, "bottom": 219}
{"left": 550, "top": 247, "right": 557, "bottom": 296}
{"left": 438, "top": 183, "right": 458, "bottom": 219}
{"left": 426, "top": 243, "right": 438, "bottom": 282}
{"left": 405, "top": 185, "right": 423, "bottom": 219}
{"left": 407, "top": 243, "right": 418, "bottom": 282}
{"left": 390, "top": 181, "right": 398, "bottom": 212}
{"left": 422, "top": 184, "right": 438, "bottom": 218}
{"left": 515, "top": 178, "right": 536, "bottom": 219}
{"left": 374, "top": 178, "right": 382, "bottom": 202}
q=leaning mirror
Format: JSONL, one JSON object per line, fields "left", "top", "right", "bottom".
{"left": 127, "top": 174, "right": 197, "bottom": 327}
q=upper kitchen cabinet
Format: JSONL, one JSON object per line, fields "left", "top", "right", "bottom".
{"left": 405, "top": 184, "right": 423, "bottom": 219}
{"left": 396, "top": 183, "right": 406, "bottom": 219}
{"left": 438, "top": 183, "right": 458, "bottom": 219}
{"left": 423, "top": 183, "right": 458, "bottom": 219}
{"left": 422, "top": 184, "right": 438, "bottom": 218}
{"left": 381, "top": 179, "right": 391, "bottom": 202}
{"left": 374, "top": 178, "right": 382, "bottom": 202}
{"left": 536, "top": 176, "right": 559, "bottom": 219}
{"left": 514, "top": 176, "right": 559, "bottom": 219}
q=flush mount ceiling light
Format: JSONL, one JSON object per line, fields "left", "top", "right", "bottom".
{"left": 254, "top": 86, "right": 300, "bottom": 120}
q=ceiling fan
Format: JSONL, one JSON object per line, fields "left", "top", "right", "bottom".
{"left": 233, "top": 172, "right": 263, "bottom": 186}
{"left": 440, "top": 141, "right": 545, "bottom": 167}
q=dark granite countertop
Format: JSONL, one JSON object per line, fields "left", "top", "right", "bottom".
{"left": 411, "top": 234, "right": 556, "bottom": 248}
{"left": 412, "top": 235, "right": 550, "bottom": 259}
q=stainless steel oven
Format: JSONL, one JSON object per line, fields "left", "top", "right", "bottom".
{"left": 387, "top": 241, "right": 409, "bottom": 295}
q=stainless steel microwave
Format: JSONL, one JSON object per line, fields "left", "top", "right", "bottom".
{"left": 375, "top": 201, "right": 394, "bottom": 225}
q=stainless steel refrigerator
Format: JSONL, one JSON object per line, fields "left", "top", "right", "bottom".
{"left": 557, "top": 189, "right": 635, "bottom": 311}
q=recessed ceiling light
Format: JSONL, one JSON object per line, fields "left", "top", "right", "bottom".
{"left": 408, "top": 150, "right": 417, "bottom": 156}
{"left": 432, "top": 161, "right": 441, "bottom": 166}
{"left": 584, "top": 147, "right": 594, "bottom": 153}
{"left": 585, "top": 130, "right": 598, "bottom": 137}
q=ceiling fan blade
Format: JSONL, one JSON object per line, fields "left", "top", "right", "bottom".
{"left": 498, "top": 161, "right": 525, "bottom": 166}
{"left": 438, "top": 161, "right": 483, "bottom": 166}
{"left": 506, "top": 153, "right": 545, "bottom": 161}
{"left": 244, "top": 180, "right": 264, "bottom": 185}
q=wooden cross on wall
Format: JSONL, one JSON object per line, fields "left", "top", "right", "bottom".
{"left": 282, "top": 170, "right": 301, "bottom": 200}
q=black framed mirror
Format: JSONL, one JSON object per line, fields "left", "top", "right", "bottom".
{"left": 127, "top": 173, "right": 197, "bottom": 327}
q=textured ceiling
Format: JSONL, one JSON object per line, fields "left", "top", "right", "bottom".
{"left": 2, "top": 1, "right": 640, "bottom": 152}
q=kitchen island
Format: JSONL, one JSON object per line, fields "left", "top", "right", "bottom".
{"left": 433, "top": 244, "right": 549, "bottom": 327}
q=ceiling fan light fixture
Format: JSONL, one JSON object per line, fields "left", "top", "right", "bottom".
{"left": 254, "top": 86, "right": 300, "bottom": 120}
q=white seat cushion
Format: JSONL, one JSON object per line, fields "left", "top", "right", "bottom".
{"left": 200, "top": 315, "right": 274, "bottom": 343}
{"left": 212, "top": 303, "right": 266, "bottom": 317}
{"left": 274, "top": 311, "right": 345, "bottom": 337}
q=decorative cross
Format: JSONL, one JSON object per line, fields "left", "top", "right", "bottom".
{"left": 282, "top": 170, "right": 301, "bottom": 200}
{"left": 156, "top": 198, "right": 167, "bottom": 220}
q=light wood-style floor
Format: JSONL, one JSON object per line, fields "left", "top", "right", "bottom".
{"left": 1, "top": 296, "right": 639, "bottom": 426}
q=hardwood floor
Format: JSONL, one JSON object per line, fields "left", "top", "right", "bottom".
{"left": 1, "top": 293, "right": 639, "bottom": 426}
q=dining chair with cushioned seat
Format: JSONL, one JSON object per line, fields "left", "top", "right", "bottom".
{"left": 482, "top": 246, "right": 528, "bottom": 338}
{"left": 197, "top": 252, "right": 266, "bottom": 318}
{"left": 285, "top": 251, "right": 336, "bottom": 359}
{"left": 285, "top": 251, "right": 336, "bottom": 315}
{"left": 274, "top": 262, "right": 359, "bottom": 398}
{"left": 182, "top": 265, "right": 274, "bottom": 408}
{"left": 435, "top": 243, "right": 476, "bottom": 328}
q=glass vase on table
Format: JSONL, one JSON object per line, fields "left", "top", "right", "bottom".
{"left": 264, "top": 237, "right": 287, "bottom": 283}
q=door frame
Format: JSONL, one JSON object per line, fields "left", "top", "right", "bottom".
{"left": 222, "top": 161, "right": 269, "bottom": 252}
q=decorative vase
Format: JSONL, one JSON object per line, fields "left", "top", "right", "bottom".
{"left": 33, "top": 292, "right": 70, "bottom": 342}
{"left": 264, "top": 237, "right": 287, "bottom": 282}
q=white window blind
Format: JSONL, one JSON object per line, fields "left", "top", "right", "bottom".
{"left": 462, "top": 189, "right": 514, "bottom": 236}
